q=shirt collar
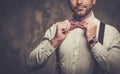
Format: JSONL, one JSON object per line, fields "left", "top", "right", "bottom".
{"left": 71, "top": 11, "right": 100, "bottom": 39}
{"left": 85, "top": 11, "right": 100, "bottom": 26}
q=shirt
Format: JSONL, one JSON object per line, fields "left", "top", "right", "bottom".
{"left": 27, "top": 13, "right": 120, "bottom": 74}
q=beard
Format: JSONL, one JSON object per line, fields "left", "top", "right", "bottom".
{"left": 72, "top": 4, "right": 93, "bottom": 18}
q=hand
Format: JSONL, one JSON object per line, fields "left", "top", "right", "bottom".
{"left": 51, "top": 20, "right": 71, "bottom": 48}
{"left": 84, "top": 22, "right": 97, "bottom": 42}
{"left": 55, "top": 20, "right": 71, "bottom": 41}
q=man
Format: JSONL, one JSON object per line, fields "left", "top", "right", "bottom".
{"left": 27, "top": 0, "right": 120, "bottom": 74}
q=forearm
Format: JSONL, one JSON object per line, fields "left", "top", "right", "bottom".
{"left": 91, "top": 40, "right": 120, "bottom": 73}
{"left": 91, "top": 42, "right": 110, "bottom": 70}
{"left": 27, "top": 39, "right": 55, "bottom": 69}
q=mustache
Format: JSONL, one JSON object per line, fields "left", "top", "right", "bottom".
{"left": 74, "top": 5, "right": 87, "bottom": 9}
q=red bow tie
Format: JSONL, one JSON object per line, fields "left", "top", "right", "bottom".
{"left": 70, "top": 20, "right": 86, "bottom": 31}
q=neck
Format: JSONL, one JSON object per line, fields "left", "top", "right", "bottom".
{"left": 73, "top": 11, "right": 93, "bottom": 22}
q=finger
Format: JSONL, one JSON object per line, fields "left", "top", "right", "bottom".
{"left": 61, "top": 25, "right": 67, "bottom": 34}
{"left": 66, "top": 21, "right": 71, "bottom": 32}
{"left": 63, "top": 20, "right": 71, "bottom": 32}
{"left": 83, "top": 22, "right": 88, "bottom": 28}
{"left": 80, "top": 22, "right": 87, "bottom": 31}
{"left": 62, "top": 28, "right": 68, "bottom": 35}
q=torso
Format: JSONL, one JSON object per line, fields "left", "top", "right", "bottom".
{"left": 56, "top": 28, "right": 95, "bottom": 74}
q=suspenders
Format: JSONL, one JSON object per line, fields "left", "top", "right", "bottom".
{"left": 98, "top": 22, "right": 105, "bottom": 44}
{"left": 93, "top": 22, "right": 106, "bottom": 74}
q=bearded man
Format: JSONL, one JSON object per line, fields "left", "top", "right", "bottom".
{"left": 27, "top": 0, "right": 120, "bottom": 74}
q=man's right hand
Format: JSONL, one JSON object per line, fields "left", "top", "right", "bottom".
{"left": 51, "top": 20, "right": 71, "bottom": 48}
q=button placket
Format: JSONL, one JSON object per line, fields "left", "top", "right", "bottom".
{"left": 72, "top": 31, "right": 80, "bottom": 74}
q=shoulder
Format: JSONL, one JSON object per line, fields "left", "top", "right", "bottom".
{"left": 105, "top": 24, "right": 119, "bottom": 34}
{"left": 103, "top": 24, "right": 119, "bottom": 47}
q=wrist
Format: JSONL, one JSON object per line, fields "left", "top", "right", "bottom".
{"left": 88, "top": 37, "right": 98, "bottom": 48}
{"left": 51, "top": 38, "right": 61, "bottom": 48}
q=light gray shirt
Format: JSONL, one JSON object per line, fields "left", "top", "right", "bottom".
{"left": 27, "top": 14, "right": 120, "bottom": 74}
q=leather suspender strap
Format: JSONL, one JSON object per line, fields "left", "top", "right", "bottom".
{"left": 93, "top": 22, "right": 107, "bottom": 74}
{"left": 98, "top": 22, "right": 105, "bottom": 45}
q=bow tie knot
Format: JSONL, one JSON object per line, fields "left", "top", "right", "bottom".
{"left": 70, "top": 20, "right": 85, "bottom": 31}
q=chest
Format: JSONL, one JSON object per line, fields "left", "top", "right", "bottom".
{"left": 58, "top": 28, "right": 92, "bottom": 60}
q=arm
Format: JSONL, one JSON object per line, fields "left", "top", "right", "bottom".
{"left": 91, "top": 27, "right": 120, "bottom": 73}
{"left": 27, "top": 20, "right": 71, "bottom": 70}
{"left": 84, "top": 21, "right": 120, "bottom": 73}
{"left": 27, "top": 24, "right": 57, "bottom": 70}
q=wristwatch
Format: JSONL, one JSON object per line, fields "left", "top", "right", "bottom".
{"left": 88, "top": 37, "right": 98, "bottom": 45}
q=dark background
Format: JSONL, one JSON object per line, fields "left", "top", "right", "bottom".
{"left": 0, "top": 0, "right": 120, "bottom": 74}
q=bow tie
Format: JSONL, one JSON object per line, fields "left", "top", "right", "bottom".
{"left": 70, "top": 20, "right": 85, "bottom": 31}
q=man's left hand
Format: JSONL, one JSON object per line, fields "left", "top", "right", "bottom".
{"left": 83, "top": 22, "right": 97, "bottom": 42}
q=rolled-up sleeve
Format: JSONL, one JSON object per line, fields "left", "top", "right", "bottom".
{"left": 91, "top": 27, "right": 120, "bottom": 73}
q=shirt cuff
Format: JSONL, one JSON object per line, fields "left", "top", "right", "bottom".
{"left": 91, "top": 42, "right": 109, "bottom": 55}
{"left": 44, "top": 39, "right": 56, "bottom": 54}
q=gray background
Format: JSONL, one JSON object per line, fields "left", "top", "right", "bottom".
{"left": 0, "top": 0, "right": 120, "bottom": 74}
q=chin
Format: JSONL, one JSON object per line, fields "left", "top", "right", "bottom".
{"left": 76, "top": 12, "right": 87, "bottom": 17}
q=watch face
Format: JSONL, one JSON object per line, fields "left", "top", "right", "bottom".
{"left": 88, "top": 37, "right": 98, "bottom": 45}
{"left": 88, "top": 39, "right": 94, "bottom": 45}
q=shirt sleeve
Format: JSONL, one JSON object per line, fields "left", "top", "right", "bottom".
{"left": 91, "top": 27, "right": 120, "bottom": 73}
{"left": 27, "top": 23, "right": 57, "bottom": 70}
